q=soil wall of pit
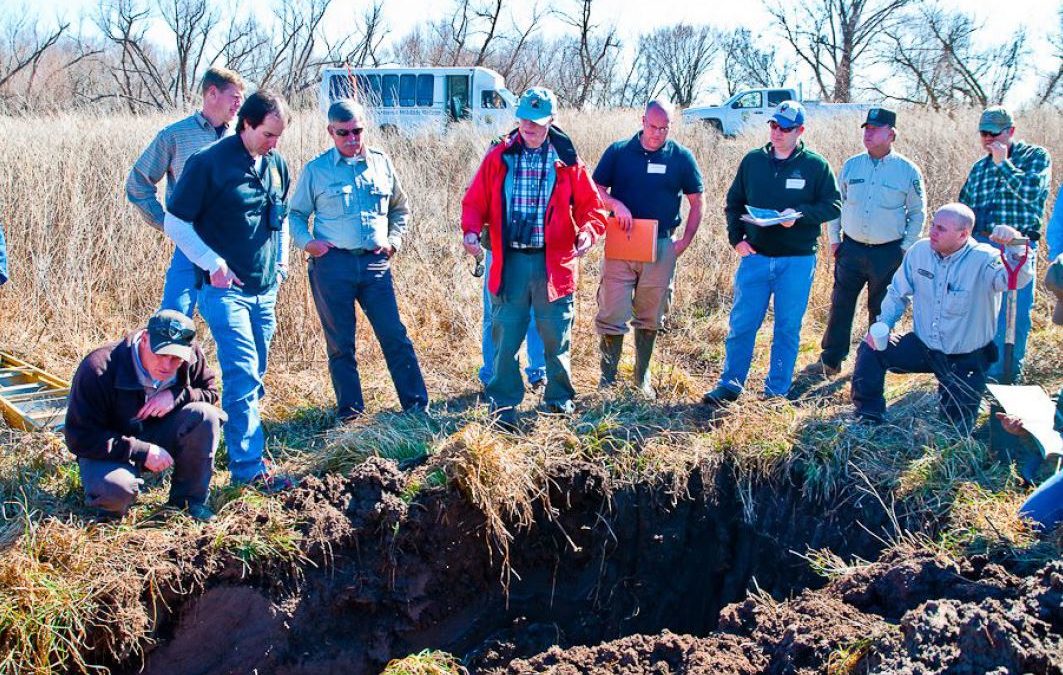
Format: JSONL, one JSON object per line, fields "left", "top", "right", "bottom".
{"left": 121, "top": 458, "right": 892, "bottom": 675}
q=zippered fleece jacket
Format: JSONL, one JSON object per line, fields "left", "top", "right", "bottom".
{"left": 64, "top": 335, "right": 219, "bottom": 466}
{"left": 725, "top": 141, "right": 841, "bottom": 257}
{"left": 461, "top": 126, "right": 608, "bottom": 302}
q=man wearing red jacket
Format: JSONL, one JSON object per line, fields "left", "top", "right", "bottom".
{"left": 462, "top": 87, "right": 607, "bottom": 429}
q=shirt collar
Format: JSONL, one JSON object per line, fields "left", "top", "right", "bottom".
{"left": 936, "top": 238, "right": 974, "bottom": 263}
{"left": 630, "top": 132, "right": 669, "bottom": 155}
{"left": 331, "top": 146, "right": 367, "bottom": 165}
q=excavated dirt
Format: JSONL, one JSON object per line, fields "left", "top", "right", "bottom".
{"left": 97, "top": 456, "right": 1061, "bottom": 675}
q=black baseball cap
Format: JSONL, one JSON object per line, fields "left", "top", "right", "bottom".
{"left": 146, "top": 310, "right": 196, "bottom": 362}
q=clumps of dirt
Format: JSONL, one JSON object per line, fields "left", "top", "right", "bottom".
{"left": 491, "top": 552, "right": 1063, "bottom": 675}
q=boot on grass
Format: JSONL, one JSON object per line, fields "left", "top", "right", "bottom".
{"left": 598, "top": 334, "right": 624, "bottom": 388}
{"left": 633, "top": 329, "right": 657, "bottom": 400}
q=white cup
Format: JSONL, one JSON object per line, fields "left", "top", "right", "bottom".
{"left": 869, "top": 322, "right": 890, "bottom": 351}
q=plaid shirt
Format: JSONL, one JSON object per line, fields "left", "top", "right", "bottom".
{"left": 958, "top": 140, "right": 1051, "bottom": 238}
{"left": 509, "top": 141, "right": 557, "bottom": 249}
{"left": 126, "top": 112, "right": 229, "bottom": 231}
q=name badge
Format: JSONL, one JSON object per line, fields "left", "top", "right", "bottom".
{"left": 785, "top": 178, "right": 806, "bottom": 190}
{"left": 647, "top": 163, "right": 667, "bottom": 174}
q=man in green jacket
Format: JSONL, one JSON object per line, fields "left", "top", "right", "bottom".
{"left": 703, "top": 101, "right": 842, "bottom": 405}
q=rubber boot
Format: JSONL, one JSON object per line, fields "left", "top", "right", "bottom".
{"left": 598, "top": 334, "right": 624, "bottom": 388}
{"left": 633, "top": 329, "right": 657, "bottom": 400}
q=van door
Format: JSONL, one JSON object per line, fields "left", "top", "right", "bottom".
{"left": 446, "top": 75, "right": 471, "bottom": 122}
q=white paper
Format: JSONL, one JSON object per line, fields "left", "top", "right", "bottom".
{"left": 647, "top": 163, "right": 666, "bottom": 174}
{"left": 987, "top": 384, "right": 1063, "bottom": 460}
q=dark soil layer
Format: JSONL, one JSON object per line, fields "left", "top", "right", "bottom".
{"left": 491, "top": 553, "right": 1063, "bottom": 674}
{"left": 106, "top": 457, "right": 1058, "bottom": 674}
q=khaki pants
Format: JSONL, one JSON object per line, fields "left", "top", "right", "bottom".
{"left": 595, "top": 237, "right": 678, "bottom": 335}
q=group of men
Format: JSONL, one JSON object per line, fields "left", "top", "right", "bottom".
{"left": 59, "top": 68, "right": 1061, "bottom": 531}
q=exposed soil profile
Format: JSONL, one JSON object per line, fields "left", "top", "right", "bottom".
{"left": 103, "top": 457, "right": 1060, "bottom": 675}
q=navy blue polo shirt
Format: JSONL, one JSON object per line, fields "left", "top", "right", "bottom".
{"left": 167, "top": 134, "right": 290, "bottom": 295}
{"left": 592, "top": 133, "right": 704, "bottom": 237}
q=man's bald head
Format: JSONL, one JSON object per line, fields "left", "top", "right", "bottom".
{"left": 935, "top": 203, "right": 975, "bottom": 233}
{"left": 929, "top": 203, "right": 975, "bottom": 255}
{"left": 646, "top": 99, "right": 676, "bottom": 119}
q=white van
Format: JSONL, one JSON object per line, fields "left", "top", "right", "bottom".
{"left": 318, "top": 65, "right": 519, "bottom": 134}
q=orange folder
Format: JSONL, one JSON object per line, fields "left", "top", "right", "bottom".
{"left": 604, "top": 217, "right": 659, "bottom": 263}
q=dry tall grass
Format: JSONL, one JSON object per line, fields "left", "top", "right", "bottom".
{"left": 0, "top": 107, "right": 1060, "bottom": 397}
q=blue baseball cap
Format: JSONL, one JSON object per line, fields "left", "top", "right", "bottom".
{"left": 515, "top": 87, "right": 556, "bottom": 125}
{"left": 771, "top": 100, "right": 805, "bottom": 130}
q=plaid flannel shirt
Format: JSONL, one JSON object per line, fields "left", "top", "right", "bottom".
{"left": 126, "top": 112, "right": 229, "bottom": 231}
{"left": 958, "top": 140, "right": 1051, "bottom": 239}
{"left": 509, "top": 142, "right": 557, "bottom": 249}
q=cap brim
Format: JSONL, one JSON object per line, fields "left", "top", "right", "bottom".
{"left": 979, "top": 123, "right": 1009, "bottom": 134}
{"left": 516, "top": 113, "right": 552, "bottom": 126}
{"left": 154, "top": 343, "right": 193, "bottom": 362}
{"left": 861, "top": 122, "right": 891, "bottom": 128}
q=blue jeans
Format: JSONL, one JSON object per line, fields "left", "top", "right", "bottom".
{"left": 717, "top": 253, "right": 816, "bottom": 397}
{"left": 487, "top": 250, "right": 574, "bottom": 409}
{"left": 307, "top": 249, "right": 428, "bottom": 416}
{"left": 160, "top": 247, "right": 201, "bottom": 317}
{"left": 198, "top": 283, "right": 277, "bottom": 483}
{"left": 1021, "top": 467, "right": 1063, "bottom": 532}
{"left": 975, "top": 234, "right": 1035, "bottom": 382}
{"left": 479, "top": 250, "right": 546, "bottom": 386}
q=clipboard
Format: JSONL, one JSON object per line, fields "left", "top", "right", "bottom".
{"left": 604, "top": 217, "right": 658, "bottom": 263}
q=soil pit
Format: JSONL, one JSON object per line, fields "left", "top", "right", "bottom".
{"left": 110, "top": 457, "right": 1059, "bottom": 675}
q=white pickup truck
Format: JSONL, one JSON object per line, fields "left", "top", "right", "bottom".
{"left": 681, "top": 88, "right": 873, "bottom": 136}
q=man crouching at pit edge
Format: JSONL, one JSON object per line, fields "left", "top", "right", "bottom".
{"left": 64, "top": 310, "right": 224, "bottom": 522}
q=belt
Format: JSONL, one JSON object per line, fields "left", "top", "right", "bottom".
{"left": 332, "top": 247, "right": 372, "bottom": 255}
{"left": 843, "top": 235, "right": 902, "bottom": 248}
{"left": 507, "top": 247, "right": 544, "bottom": 254}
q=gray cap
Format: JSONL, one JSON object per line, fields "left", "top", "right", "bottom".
{"left": 979, "top": 106, "right": 1014, "bottom": 135}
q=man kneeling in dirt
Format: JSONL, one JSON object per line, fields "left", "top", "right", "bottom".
{"left": 850, "top": 203, "right": 1032, "bottom": 433}
{"left": 64, "top": 310, "right": 223, "bottom": 522}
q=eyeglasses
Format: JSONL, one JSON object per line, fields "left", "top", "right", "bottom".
{"left": 333, "top": 127, "right": 364, "bottom": 137}
{"left": 979, "top": 129, "right": 1006, "bottom": 138}
{"left": 768, "top": 121, "right": 799, "bottom": 133}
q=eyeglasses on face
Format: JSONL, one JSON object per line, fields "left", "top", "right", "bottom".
{"left": 332, "top": 127, "right": 364, "bottom": 137}
{"left": 979, "top": 129, "right": 1007, "bottom": 138}
{"left": 768, "top": 120, "right": 798, "bottom": 133}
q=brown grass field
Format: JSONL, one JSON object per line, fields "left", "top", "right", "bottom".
{"left": 0, "top": 107, "right": 1060, "bottom": 673}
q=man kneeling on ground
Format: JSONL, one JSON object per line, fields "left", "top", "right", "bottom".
{"left": 850, "top": 203, "right": 1032, "bottom": 434}
{"left": 65, "top": 310, "right": 224, "bottom": 522}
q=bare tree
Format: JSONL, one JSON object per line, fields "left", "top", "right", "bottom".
{"left": 158, "top": 0, "right": 218, "bottom": 107}
{"left": 768, "top": 0, "right": 910, "bottom": 102}
{"left": 638, "top": 23, "right": 720, "bottom": 107}
{"left": 872, "top": 3, "right": 1027, "bottom": 109}
{"left": 0, "top": 9, "right": 70, "bottom": 110}
{"left": 722, "top": 28, "right": 792, "bottom": 96}
{"left": 556, "top": 0, "right": 620, "bottom": 107}
{"left": 95, "top": 0, "right": 173, "bottom": 111}
{"left": 343, "top": 1, "right": 388, "bottom": 67}
{"left": 1037, "top": 6, "right": 1063, "bottom": 105}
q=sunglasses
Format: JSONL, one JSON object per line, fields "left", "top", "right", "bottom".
{"left": 768, "top": 121, "right": 799, "bottom": 132}
{"left": 979, "top": 129, "right": 1006, "bottom": 138}
{"left": 153, "top": 322, "right": 195, "bottom": 342}
{"left": 333, "top": 127, "right": 364, "bottom": 137}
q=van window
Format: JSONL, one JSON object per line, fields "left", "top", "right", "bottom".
{"left": 381, "top": 74, "right": 399, "bottom": 107}
{"left": 329, "top": 75, "right": 354, "bottom": 102}
{"left": 399, "top": 74, "right": 417, "bottom": 107}
{"left": 355, "top": 75, "right": 381, "bottom": 106}
{"left": 732, "top": 91, "right": 763, "bottom": 109}
{"left": 481, "top": 90, "right": 507, "bottom": 109}
{"left": 417, "top": 74, "right": 434, "bottom": 106}
{"left": 767, "top": 90, "right": 790, "bottom": 106}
